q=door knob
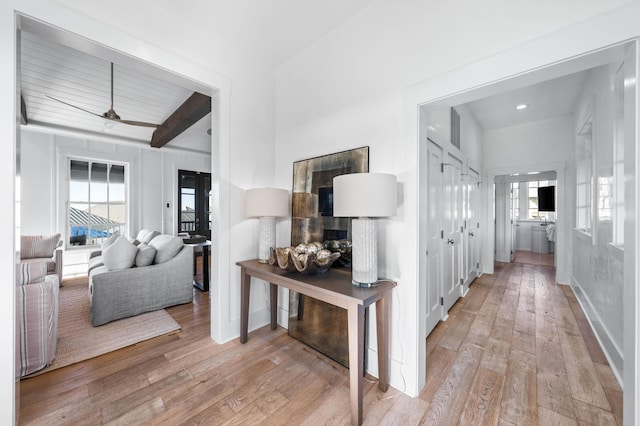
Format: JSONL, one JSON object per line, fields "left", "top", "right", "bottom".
{"left": 469, "top": 232, "right": 474, "bottom": 237}
{"left": 447, "top": 239, "right": 455, "bottom": 245}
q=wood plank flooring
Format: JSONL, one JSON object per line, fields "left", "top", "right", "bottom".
{"left": 19, "top": 260, "right": 622, "bottom": 425}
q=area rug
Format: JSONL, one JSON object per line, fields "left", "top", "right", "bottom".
{"left": 28, "top": 277, "right": 181, "bottom": 376}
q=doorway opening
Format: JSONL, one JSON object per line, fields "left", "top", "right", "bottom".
{"left": 417, "top": 40, "right": 636, "bottom": 403}
{"left": 178, "top": 170, "right": 212, "bottom": 240}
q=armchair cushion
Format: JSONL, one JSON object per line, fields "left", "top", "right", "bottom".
{"left": 21, "top": 234, "right": 61, "bottom": 259}
{"left": 102, "top": 236, "right": 137, "bottom": 271}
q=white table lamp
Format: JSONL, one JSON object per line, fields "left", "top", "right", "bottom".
{"left": 245, "top": 188, "right": 289, "bottom": 263}
{"left": 333, "top": 173, "right": 397, "bottom": 287}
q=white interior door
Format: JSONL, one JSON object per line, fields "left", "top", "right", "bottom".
{"left": 425, "top": 139, "right": 443, "bottom": 332}
{"left": 443, "top": 154, "right": 462, "bottom": 312}
{"left": 510, "top": 184, "right": 517, "bottom": 261}
{"left": 467, "top": 169, "right": 479, "bottom": 279}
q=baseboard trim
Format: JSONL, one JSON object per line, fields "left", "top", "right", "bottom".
{"left": 570, "top": 276, "right": 623, "bottom": 389}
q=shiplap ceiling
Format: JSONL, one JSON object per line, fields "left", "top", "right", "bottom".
{"left": 465, "top": 71, "right": 589, "bottom": 131}
{"left": 20, "top": 30, "right": 212, "bottom": 152}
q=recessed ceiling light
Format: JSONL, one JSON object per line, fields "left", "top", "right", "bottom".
{"left": 516, "top": 104, "right": 528, "bottom": 110}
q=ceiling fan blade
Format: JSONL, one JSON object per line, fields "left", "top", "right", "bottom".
{"left": 46, "top": 95, "right": 104, "bottom": 118}
{"left": 116, "top": 118, "right": 159, "bottom": 128}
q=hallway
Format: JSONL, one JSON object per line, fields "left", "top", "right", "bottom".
{"left": 420, "top": 260, "right": 622, "bottom": 424}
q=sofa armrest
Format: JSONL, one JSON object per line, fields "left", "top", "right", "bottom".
{"left": 89, "top": 250, "right": 102, "bottom": 259}
{"left": 53, "top": 248, "right": 63, "bottom": 283}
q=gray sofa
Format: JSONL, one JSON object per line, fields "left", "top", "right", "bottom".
{"left": 88, "top": 233, "right": 193, "bottom": 326}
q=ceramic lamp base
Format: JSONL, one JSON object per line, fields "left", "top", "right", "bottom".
{"left": 258, "top": 216, "right": 275, "bottom": 263}
{"left": 351, "top": 217, "right": 377, "bottom": 286}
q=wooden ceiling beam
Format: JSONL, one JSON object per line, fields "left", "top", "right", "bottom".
{"left": 150, "top": 92, "right": 211, "bottom": 148}
{"left": 21, "top": 94, "right": 28, "bottom": 125}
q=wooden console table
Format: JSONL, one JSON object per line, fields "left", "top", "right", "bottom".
{"left": 236, "top": 259, "right": 396, "bottom": 425}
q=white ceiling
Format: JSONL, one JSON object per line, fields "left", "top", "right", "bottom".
{"left": 464, "top": 71, "right": 589, "bottom": 131}
{"left": 53, "top": 0, "right": 376, "bottom": 68}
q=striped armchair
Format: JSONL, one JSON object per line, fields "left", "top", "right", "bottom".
{"left": 18, "top": 261, "right": 60, "bottom": 377}
{"left": 20, "top": 234, "right": 63, "bottom": 284}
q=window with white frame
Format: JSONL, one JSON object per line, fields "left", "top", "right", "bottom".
{"left": 68, "top": 159, "right": 127, "bottom": 246}
{"left": 612, "top": 63, "right": 625, "bottom": 246}
{"left": 510, "top": 182, "right": 519, "bottom": 220}
{"left": 527, "top": 179, "right": 556, "bottom": 220}
{"left": 576, "top": 116, "right": 593, "bottom": 234}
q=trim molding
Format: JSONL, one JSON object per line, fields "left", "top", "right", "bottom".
{"left": 570, "top": 275, "right": 623, "bottom": 388}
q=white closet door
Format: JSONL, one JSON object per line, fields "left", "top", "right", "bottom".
{"left": 443, "top": 153, "right": 463, "bottom": 312}
{"left": 425, "top": 139, "right": 444, "bottom": 333}
{"left": 467, "top": 169, "right": 480, "bottom": 280}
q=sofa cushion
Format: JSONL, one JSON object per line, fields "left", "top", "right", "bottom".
{"left": 149, "top": 235, "right": 184, "bottom": 264}
{"left": 88, "top": 255, "right": 104, "bottom": 274}
{"left": 21, "top": 234, "right": 61, "bottom": 259}
{"left": 102, "top": 236, "right": 137, "bottom": 271}
{"left": 19, "top": 261, "right": 47, "bottom": 285}
{"left": 135, "top": 244, "right": 156, "bottom": 267}
{"left": 136, "top": 229, "right": 161, "bottom": 245}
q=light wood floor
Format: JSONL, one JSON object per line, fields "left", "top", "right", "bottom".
{"left": 513, "top": 249, "right": 554, "bottom": 266}
{"left": 19, "top": 260, "right": 622, "bottom": 425}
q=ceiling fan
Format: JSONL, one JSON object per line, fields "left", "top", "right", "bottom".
{"left": 46, "top": 62, "right": 159, "bottom": 128}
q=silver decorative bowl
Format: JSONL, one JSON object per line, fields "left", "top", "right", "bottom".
{"left": 269, "top": 247, "right": 340, "bottom": 274}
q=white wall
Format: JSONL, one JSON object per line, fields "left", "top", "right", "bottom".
{"left": 571, "top": 62, "right": 625, "bottom": 378}
{"left": 274, "top": 0, "right": 636, "bottom": 399}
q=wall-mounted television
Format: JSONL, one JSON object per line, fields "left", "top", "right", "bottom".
{"left": 538, "top": 186, "right": 555, "bottom": 212}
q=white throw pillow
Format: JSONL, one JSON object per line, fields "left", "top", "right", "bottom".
{"left": 149, "top": 234, "right": 184, "bottom": 264}
{"left": 102, "top": 235, "right": 137, "bottom": 271}
{"left": 135, "top": 244, "right": 156, "bottom": 267}
{"left": 101, "top": 232, "right": 120, "bottom": 251}
{"left": 136, "top": 229, "right": 161, "bottom": 245}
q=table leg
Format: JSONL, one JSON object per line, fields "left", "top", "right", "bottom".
{"left": 375, "top": 294, "right": 390, "bottom": 392}
{"left": 347, "top": 303, "right": 365, "bottom": 426}
{"left": 240, "top": 268, "right": 250, "bottom": 343}
{"left": 270, "top": 283, "right": 278, "bottom": 330}
{"left": 202, "top": 245, "right": 209, "bottom": 291}
{"left": 297, "top": 294, "right": 305, "bottom": 320}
